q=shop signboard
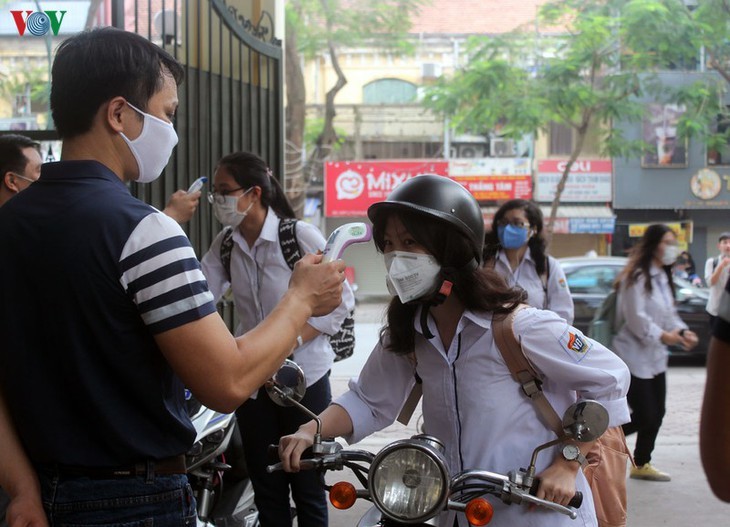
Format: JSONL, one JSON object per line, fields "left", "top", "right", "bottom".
{"left": 449, "top": 158, "right": 532, "bottom": 201}
{"left": 536, "top": 159, "right": 612, "bottom": 202}
{"left": 628, "top": 221, "right": 693, "bottom": 250}
{"left": 324, "top": 160, "right": 449, "bottom": 217}
{"left": 570, "top": 217, "right": 616, "bottom": 234}
{"left": 325, "top": 159, "right": 533, "bottom": 217}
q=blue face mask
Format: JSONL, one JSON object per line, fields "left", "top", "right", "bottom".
{"left": 498, "top": 224, "right": 530, "bottom": 249}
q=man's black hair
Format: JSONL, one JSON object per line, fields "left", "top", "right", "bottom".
{"left": 50, "top": 27, "right": 185, "bottom": 139}
{"left": 0, "top": 134, "right": 41, "bottom": 177}
{"left": 719, "top": 232, "right": 730, "bottom": 242}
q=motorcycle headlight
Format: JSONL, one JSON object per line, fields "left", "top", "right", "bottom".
{"left": 368, "top": 435, "right": 449, "bottom": 524}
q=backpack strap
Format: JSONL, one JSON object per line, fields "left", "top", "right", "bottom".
{"left": 278, "top": 218, "right": 302, "bottom": 270}
{"left": 220, "top": 227, "right": 235, "bottom": 282}
{"left": 492, "top": 304, "right": 564, "bottom": 437}
{"left": 396, "top": 352, "right": 422, "bottom": 426}
{"left": 541, "top": 257, "right": 550, "bottom": 309}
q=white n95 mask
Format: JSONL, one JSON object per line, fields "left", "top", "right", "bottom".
{"left": 120, "top": 102, "right": 178, "bottom": 183}
{"left": 384, "top": 251, "right": 441, "bottom": 303}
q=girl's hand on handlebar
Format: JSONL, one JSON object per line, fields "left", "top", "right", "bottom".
{"left": 278, "top": 423, "right": 316, "bottom": 472}
{"left": 535, "top": 460, "right": 580, "bottom": 507}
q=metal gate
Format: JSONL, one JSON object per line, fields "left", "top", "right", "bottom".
{"left": 117, "top": 0, "right": 284, "bottom": 258}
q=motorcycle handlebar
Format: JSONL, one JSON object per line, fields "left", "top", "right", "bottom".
{"left": 265, "top": 444, "right": 375, "bottom": 474}
{"left": 450, "top": 470, "right": 581, "bottom": 519}
{"left": 530, "top": 478, "right": 583, "bottom": 509}
{"left": 266, "top": 458, "right": 321, "bottom": 473}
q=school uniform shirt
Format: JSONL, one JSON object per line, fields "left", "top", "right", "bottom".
{"left": 613, "top": 267, "right": 687, "bottom": 379}
{"left": 493, "top": 248, "right": 575, "bottom": 324}
{"left": 201, "top": 208, "right": 355, "bottom": 389}
{"left": 704, "top": 255, "right": 730, "bottom": 316}
{"left": 335, "top": 307, "right": 630, "bottom": 527}
{"left": 713, "top": 274, "right": 730, "bottom": 342}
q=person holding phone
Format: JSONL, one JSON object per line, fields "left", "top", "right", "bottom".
{"left": 705, "top": 232, "right": 730, "bottom": 329}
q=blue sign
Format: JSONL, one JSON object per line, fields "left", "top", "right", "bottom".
{"left": 570, "top": 217, "right": 616, "bottom": 234}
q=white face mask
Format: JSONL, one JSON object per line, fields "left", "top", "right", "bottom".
{"left": 384, "top": 250, "right": 441, "bottom": 303}
{"left": 661, "top": 244, "right": 680, "bottom": 266}
{"left": 212, "top": 188, "right": 254, "bottom": 228}
{"left": 120, "top": 102, "right": 178, "bottom": 183}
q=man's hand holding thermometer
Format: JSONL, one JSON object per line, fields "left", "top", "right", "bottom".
{"left": 321, "top": 222, "right": 373, "bottom": 262}
{"left": 163, "top": 177, "right": 206, "bottom": 224}
{"left": 187, "top": 176, "right": 207, "bottom": 194}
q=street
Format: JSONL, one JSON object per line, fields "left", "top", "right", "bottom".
{"left": 298, "top": 302, "right": 730, "bottom": 525}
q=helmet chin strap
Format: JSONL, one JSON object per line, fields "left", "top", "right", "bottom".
{"left": 419, "top": 280, "right": 453, "bottom": 340}
{"left": 417, "top": 256, "right": 477, "bottom": 339}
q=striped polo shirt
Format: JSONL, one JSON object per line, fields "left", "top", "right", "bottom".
{"left": 0, "top": 160, "right": 217, "bottom": 465}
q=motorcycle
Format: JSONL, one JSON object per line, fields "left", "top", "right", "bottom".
{"left": 184, "top": 390, "right": 260, "bottom": 527}
{"left": 265, "top": 360, "right": 609, "bottom": 526}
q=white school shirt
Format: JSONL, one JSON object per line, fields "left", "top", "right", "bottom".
{"left": 200, "top": 208, "right": 355, "bottom": 388}
{"left": 335, "top": 307, "right": 630, "bottom": 527}
{"left": 704, "top": 255, "right": 730, "bottom": 316}
{"left": 612, "top": 267, "right": 686, "bottom": 379}
{"left": 493, "top": 249, "right": 575, "bottom": 324}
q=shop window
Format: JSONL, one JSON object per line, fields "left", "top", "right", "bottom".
{"left": 549, "top": 122, "right": 573, "bottom": 156}
{"left": 363, "top": 79, "right": 417, "bottom": 104}
{"left": 708, "top": 111, "right": 730, "bottom": 166}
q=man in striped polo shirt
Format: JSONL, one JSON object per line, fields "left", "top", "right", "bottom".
{"left": 0, "top": 28, "right": 345, "bottom": 527}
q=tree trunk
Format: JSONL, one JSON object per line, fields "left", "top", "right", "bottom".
{"left": 84, "top": 0, "right": 103, "bottom": 29}
{"left": 284, "top": 10, "right": 307, "bottom": 218}
{"left": 303, "top": 1, "right": 349, "bottom": 184}
{"left": 545, "top": 116, "right": 590, "bottom": 245}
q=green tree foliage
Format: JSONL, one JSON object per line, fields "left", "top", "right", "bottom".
{"left": 424, "top": 0, "right": 724, "bottom": 236}
{"left": 285, "top": 0, "right": 427, "bottom": 215}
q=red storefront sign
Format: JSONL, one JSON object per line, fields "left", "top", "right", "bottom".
{"left": 453, "top": 175, "right": 532, "bottom": 201}
{"left": 325, "top": 160, "right": 533, "bottom": 217}
{"left": 325, "top": 161, "right": 449, "bottom": 217}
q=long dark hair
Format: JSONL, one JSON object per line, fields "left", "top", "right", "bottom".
{"left": 372, "top": 209, "right": 526, "bottom": 355}
{"left": 216, "top": 152, "right": 295, "bottom": 219}
{"left": 483, "top": 199, "right": 548, "bottom": 276}
{"left": 617, "top": 223, "right": 676, "bottom": 297}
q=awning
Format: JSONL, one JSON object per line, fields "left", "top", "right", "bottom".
{"left": 481, "top": 205, "right": 615, "bottom": 234}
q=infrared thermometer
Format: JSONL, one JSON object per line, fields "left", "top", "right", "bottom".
{"left": 187, "top": 176, "right": 207, "bottom": 194}
{"left": 321, "top": 222, "right": 373, "bottom": 262}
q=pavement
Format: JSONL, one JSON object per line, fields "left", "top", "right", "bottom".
{"left": 314, "top": 300, "right": 730, "bottom": 525}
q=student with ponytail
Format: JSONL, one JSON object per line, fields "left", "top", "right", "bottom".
{"left": 201, "top": 151, "right": 355, "bottom": 526}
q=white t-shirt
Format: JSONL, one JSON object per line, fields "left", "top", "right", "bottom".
{"left": 705, "top": 255, "right": 730, "bottom": 316}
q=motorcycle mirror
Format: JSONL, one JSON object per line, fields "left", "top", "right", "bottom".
{"left": 266, "top": 359, "right": 307, "bottom": 407}
{"left": 561, "top": 400, "right": 609, "bottom": 442}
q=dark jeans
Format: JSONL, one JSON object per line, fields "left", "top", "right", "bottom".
{"left": 622, "top": 372, "right": 667, "bottom": 466}
{"left": 36, "top": 469, "right": 196, "bottom": 527}
{"left": 236, "top": 372, "right": 332, "bottom": 527}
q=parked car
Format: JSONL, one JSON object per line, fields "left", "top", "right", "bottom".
{"left": 558, "top": 256, "right": 710, "bottom": 360}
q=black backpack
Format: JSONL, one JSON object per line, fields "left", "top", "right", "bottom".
{"left": 220, "top": 219, "right": 355, "bottom": 362}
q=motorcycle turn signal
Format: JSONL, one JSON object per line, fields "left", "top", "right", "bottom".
{"left": 465, "top": 498, "right": 494, "bottom": 526}
{"left": 329, "top": 481, "right": 358, "bottom": 509}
